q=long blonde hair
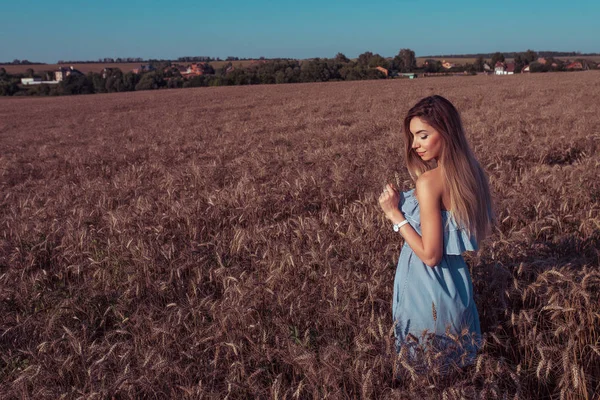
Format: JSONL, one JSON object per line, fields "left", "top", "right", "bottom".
{"left": 403, "top": 95, "right": 494, "bottom": 244}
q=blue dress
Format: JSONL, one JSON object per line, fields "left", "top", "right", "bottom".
{"left": 392, "top": 188, "right": 481, "bottom": 370}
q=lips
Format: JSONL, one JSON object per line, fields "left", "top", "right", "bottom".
{"left": 417, "top": 152, "right": 426, "bottom": 157}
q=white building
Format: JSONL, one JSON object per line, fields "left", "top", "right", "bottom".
{"left": 21, "top": 77, "right": 59, "bottom": 85}
{"left": 55, "top": 66, "right": 83, "bottom": 82}
{"left": 494, "top": 62, "right": 515, "bottom": 75}
{"left": 21, "top": 77, "right": 42, "bottom": 85}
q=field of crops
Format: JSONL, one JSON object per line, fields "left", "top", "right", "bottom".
{"left": 1, "top": 71, "right": 599, "bottom": 398}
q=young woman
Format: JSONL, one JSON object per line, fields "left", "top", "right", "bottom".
{"left": 378, "top": 95, "right": 494, "bottom": 370}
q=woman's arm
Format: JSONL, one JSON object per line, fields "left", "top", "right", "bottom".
{"left": 385, "top": 175, "right": 444, "bottom": 267}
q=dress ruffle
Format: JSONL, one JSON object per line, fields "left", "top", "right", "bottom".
{"left": 399, "top": 189, "right": 478, "bottom": 255}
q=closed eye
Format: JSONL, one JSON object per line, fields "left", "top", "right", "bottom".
{"left": 420, "top": 135, "right": 428, "bottom": 140}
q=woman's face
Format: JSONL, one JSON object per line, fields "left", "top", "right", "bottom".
{"left": 409, "top": 117, "right": 443, "bottom": 162}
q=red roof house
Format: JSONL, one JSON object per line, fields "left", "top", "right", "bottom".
{"left": 566, "top": 62, "right": 583, "bottom": 70}
{"left": 375, "top": 66, "right": 389, "bottom": 77}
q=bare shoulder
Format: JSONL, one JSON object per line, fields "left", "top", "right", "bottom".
{"left": 415, "top": 169, "right": 443, "bottom": 202}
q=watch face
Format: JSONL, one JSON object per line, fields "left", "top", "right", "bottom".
{"left": 393, "top": 225, "right": 399, "bottom": 232}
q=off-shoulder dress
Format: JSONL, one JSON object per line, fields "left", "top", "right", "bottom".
{"left": 392, "top": 188, "right": 481, "bottom": 369}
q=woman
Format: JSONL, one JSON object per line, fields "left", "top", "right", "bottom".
{"left": 378, "top": 95, "right": 494, "bottom": 371}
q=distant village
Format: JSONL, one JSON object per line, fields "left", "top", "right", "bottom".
{"left": 488, "top": 58, "right": 586, "bottom": 74}
{"left": 17, "top": 56, "right": 591, "bottom": 87}
{"left": 2, "top": 49, "right": 597, "bottom": 97}
{"left": 19, "top": 61, "right": 230, "bottom": 86}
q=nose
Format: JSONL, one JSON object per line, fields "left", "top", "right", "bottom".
{"left": 411, "top": 139, "right": 419, "bottom": 149}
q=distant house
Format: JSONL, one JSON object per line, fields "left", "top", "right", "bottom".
{"left": 21, "top": 77, "right": 42, "bottom": 85}
{"left": 132, "top": 64, "right": 155, "bottom": 74}
{"left": 483, "top": 63, "right": 491, "bottom": 71}
{"left": 521, "top": 65, "right": 530, "bottom": 73}
{"left": 442, "top": 60, "right": 456, "bottom": 69}
{"left": 375, "top": 66, "right": 389, "bottom": 77}
{"left": 494, "top": 61, "right": 506, "bottom": 75}
{"left": 494, "top": 62, "right": 514, "bottom": 75}
{"left": 566, "top": 62, "right": 583, "bottom": 70}
{"left": 55, "top": 66, "right": 83, "bottom": 82}
{"left": 102, "top": 67, "right": 116, "bottom": 79}
{"left": 163, "top": 64, "right": 188, "bottom": 75}
{"left": 181, "top": 62, "right": 213, "bottom": 78}
{"left": 537, "top": 57, "right": 547, "bottom": 65}
{"left": 21, "top": 77, "right": 58, "bottom": 85}
{"left": 186, "top": 63, "right": 205, "bottom": 76}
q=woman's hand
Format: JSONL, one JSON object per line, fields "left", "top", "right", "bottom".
{"left": 378, "top": 183, "right": 404, "bottom": 222}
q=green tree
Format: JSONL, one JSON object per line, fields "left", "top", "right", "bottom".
{"left": 284, "top": 65, "right": 301, "bottom": 83}
{"left": 208, "top": 76, "right": 225, "bottom": 86}
{"left": 0, "top": 81, "right": 19, "bottom": 96}
{"left": 357, "top": 52, "right": 374, "bottom": 66}
{"left": 59, "top": 74, "right": 94, "bottom": 95}
{"left": 335, "top": 52, "right": 350, "bottom": 63}
{"left": 474, "top": 56, "right": 486, "bottom": 72}
{"left": 393, "top": 48, "right": 417, "bottom": 72}
{"left": 88, "top": 72, "right": 106, "bottom": 93}
{"left": 300, "top": 58, "right": 334, "bottom": 82}
{"left": 166, "top": 77, "right": 183, "bottom": 89}
{"left": 27, "top": 84, "right": 54, "bottom": 96}
{"left": 222, "top": 68, "right": 247, "bottom": 85}
{"left": 122, "top": 72, "right": 140, "bottom": 91}
{"left": 217, "top": 62, "right": 233, "bottom": 76}
{"left": 186, "top": 75, "right": 209, "bottom": 87}
{"left": 25, "top": 68, "right": 35, "bottom": 78}
{"left": 203, "top": 63, "right": 215, "bottom": 75}
{"left": 464, "top": 63, "right": 477, "bottom": 74}
{"left": 529, "top": 62, "right": 546, "bottom": 73}
{"left": 513, "top": 54, "right": 526, "bottom": 74}
{"left": 105, "top": 68, "right": 124, "bottom": 92}
{"left": 339, "top": 64, "right": 364, "bottom": 80}
{"left": 523, "top": 49, "right": 537, "bottom": 64}
{"left": 134, "top": 71, "right": 165, "bottom": 91}
{"left": 368, "top": 54, "right": 389, "bottom": 69}
{"left": 490, "top": 52, "right": 505, "bottom": 67}
{"left": 423, "top": 59, "right": 442, "bottom": 73}
{"left": 275, "top": 70, "right": 285, "bottom": 84}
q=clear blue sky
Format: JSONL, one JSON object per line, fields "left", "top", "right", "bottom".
{"left": 1, "top": 0, "right": 598, "bottom": 63}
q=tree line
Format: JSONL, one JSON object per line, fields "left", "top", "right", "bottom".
{"left": 0, "top": 49, "right": 414, "bottom": 96}
{"left": 1, "top": 59, "right": 41, "bottom": 65}
{"left": 1, "top": 49, "right": 597, "bottom": 97}
{"left": 424, "top": 50, "right": 600, "bottom": 59}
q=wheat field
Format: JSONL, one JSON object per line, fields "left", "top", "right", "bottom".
{"left": 1, "top": 71, "right": 599, "bottom": 399}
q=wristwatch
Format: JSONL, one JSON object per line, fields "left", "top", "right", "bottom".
{"left": 393, "top": 220, "right": 409, "bottom": 232}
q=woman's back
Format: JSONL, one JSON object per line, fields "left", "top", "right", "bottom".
{"left": 378, "top": 95, "right": 493, "bottom": 373}
{"left": 392, "top": 188, "right": 481, "bottom": 371}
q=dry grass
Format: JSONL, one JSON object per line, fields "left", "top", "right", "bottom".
{"left": 1, "top": 71, "right": 599, "bottom": 399}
